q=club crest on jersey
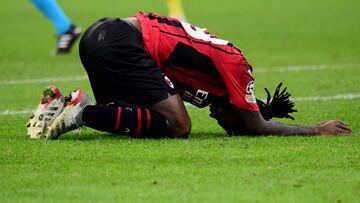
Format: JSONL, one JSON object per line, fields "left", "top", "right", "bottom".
{"left": 245, "top": 80, "right": 257, "bottom": 103}
{"left": 246, "top": 81, "right": 255, "bottom": 94}
{"left": 164, "top": 76, "right": 175, "bottom": 89}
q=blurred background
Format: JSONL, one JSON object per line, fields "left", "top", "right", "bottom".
{"left": 0, "top": 0, "right": 359, "bottom": 116}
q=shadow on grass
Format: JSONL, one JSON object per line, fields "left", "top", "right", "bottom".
{"left": 190, "top": 132, "right": 228, "bottom": 139}
{"left": 59, "top": 131, "right": 230, "bottom": 141}
{"left": 60, "top": 132, "right": 130, "bottom": 141}
{"left": 58, "top": 129, "right": 302, "bottom": 142}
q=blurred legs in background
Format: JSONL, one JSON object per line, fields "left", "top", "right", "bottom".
{"left": 29, "top": 0, "right": 187, "bottom": 54}
{"left": 30, "top": 0, "right": 81, "bottom": 54}
{"left": 166, "top": 0, "right": 187, "bottom": 21}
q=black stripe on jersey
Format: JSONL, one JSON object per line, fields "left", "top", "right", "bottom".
{"left": 164, "top": 42, "right": 223, "bottom": 81}
{"left": 147, "top": 13, "right": 183, "bottom": 28}
{"left": 153, "top": 26, "right": 242, "bottom": 56}
{"left": 165, "top": 64, "right": 225, "bottom": 88}
{"left": 194, "top": 40, "right": 242, "bottom": 56}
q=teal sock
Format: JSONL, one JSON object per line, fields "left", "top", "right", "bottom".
{"left": 31, "top": 0, "right": 72, "bottom": 35}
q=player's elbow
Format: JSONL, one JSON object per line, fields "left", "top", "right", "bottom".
{"left": 238, "top": 115, "right": 272, "bottom": 135}
{"left": 246, "top": 125, "right": 266, "bottom": 135}
{"left": 244, "top": 119, "right": 273, "bottom": 135}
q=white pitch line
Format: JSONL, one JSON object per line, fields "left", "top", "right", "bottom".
{"left": 0, "top": 75, "right": 88, "bottom": 85}
{"left": 255, "top": 64, "right": 328, "bottom": 73}
{"left": 254, "top": 64, "right": 358, "bottom": 73}
{"left": 293, "top": 93, "right": 360, "bottom": 101}
{"left": 0, "top": 109, "right": 34, "bottom": 116}
{"left": 2, "top": 93, "right": 360, "bottom": 116}
{"left": 1, "top": 64, "right": 359, "bottom": 85}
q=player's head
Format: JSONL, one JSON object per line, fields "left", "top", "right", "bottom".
{"left": 210, "top": 83, "right": 297, "bottom": 135}
{"left": 209, "top": 102, "right": 252, "bottom": 135}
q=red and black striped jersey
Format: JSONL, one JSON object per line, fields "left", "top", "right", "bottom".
{"left": 136, "top": 12, "right": 259, "bottom": 111}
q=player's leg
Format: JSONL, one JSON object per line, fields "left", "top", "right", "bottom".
{"left": 46, "top": 18, "right": 191, "bottom": 139}
{"left": 30, "top": 0, "right": 71, "bottom": 34}
{"left": 80, "top": 18, "right": 191, "bottom": 138}
{"left": 166, "top": 0, "right": 187, "bottom": 21}
{"left": 149, "top": 93, "right": 191, "bottom": 137}
{"left": 80, "top": 18, "right": 190, "bottom": 138}
{"left": 30, "top": 0, "right": 81, "bottom": 54}
{"left": 81, "top": 93, "right": 191, "bottom": 138}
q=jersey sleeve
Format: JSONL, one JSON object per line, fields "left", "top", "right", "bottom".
{"left": 220, "top": 61, "right": 259, "bottom": 111}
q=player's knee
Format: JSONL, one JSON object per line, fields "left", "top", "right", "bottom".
{"left": 169, "top": 116, "right": 191, "bottom": 138}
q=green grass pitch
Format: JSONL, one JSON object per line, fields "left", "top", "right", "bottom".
{"left": 1, "top": 0, "right": 360, "bottom": 202}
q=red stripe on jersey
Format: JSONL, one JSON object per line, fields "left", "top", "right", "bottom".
{"left": 145, "top": 108, "right": 151, "bottom": 132}
{"left": 136, "top": 108, "right": 142, "bottom": 137}
{"left": 137, "top": 12, "right": 259, "bottom": 112}
{"left": 115, "top": 107, "right": 122, "bottom": 131}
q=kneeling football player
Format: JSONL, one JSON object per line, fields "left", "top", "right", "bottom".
{"left": 27, "top": 13, "right": 352, "bottom": 139}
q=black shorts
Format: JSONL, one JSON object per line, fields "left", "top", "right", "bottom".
{"left": 79, "top": 18, "right": 176, "bottom": 106}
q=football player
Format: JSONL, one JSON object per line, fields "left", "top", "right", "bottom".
{"left": 30, "top": 0, "right": 81, "bottom": 54}
{"left": 27, "top": 13, "right": 352, "bottom": 139}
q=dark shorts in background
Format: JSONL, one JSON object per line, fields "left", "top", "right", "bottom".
{"left": 79, "top": 18, "right": 175, "bottom": 107}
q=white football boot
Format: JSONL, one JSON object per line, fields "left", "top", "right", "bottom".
{"left": 26, "top": 86, "right": 65, "bottom": 139}
{"left": 45, "top": 89, "right": 93, "bottom": 140}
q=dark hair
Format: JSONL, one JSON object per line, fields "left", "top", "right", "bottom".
{"left": 256, "top": 82, "right": 297, "bottom": 120}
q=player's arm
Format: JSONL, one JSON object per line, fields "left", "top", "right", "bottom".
{"left": 210, "top": 83, "right": 352, "bottom": 136}
{"left": 227, "top": 108, "right": 351, "bottom": 135}
{"left": 210, "top": 104, "right": 352, "bottom": 135}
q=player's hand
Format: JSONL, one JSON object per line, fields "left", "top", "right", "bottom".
{"left": 316, "top": 120, "right": 352, "bottom": 135}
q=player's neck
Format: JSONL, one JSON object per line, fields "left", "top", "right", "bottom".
{"left": 123, "top": 17, "right": 141, "bottom": 33}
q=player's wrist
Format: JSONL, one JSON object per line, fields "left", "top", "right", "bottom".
{"left": 313, "top": 126, "right": 320, "bottom": 135}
